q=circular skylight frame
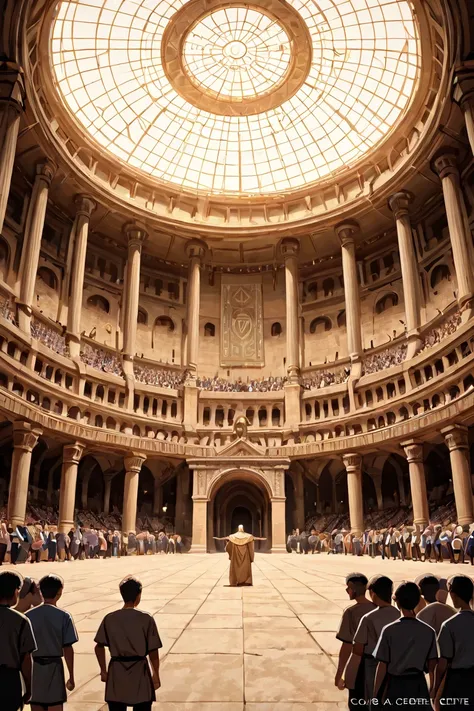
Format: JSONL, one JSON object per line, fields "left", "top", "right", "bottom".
{"left": 50, "top": 0, "right": 421, "bottom": 197}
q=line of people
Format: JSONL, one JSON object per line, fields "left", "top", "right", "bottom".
{"left": 0, "top": 570, "right": 161, "bottom": 711}
{"left": 335, "top": 571, "right": 474, "bottom": 709}
{"left": 0, "top": 520, "right": 185, "bottom": 565}
{"left": 287, "top": 524, "right": 474, "bottom": 564}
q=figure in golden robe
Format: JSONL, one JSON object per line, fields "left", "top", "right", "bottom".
{"left": 215, "top": 525, "right": 266, "bottom": 587}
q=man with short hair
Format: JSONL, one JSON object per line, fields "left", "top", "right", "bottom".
{"left": 0, "top": 570, "right": 37, "bottom": 711}
{"left": 373, "top": 581, "right": 438, "bottom": 707}
{"left": 334, "top": 572, "right": 376, "bottom": 701}
{"left": 416, "top": 574, "right": 456, "bottom": 634}
{"left": 94, "top": 575, "right": 162, "bottom": 711}
{"left": 433, "top": 575, "right": 474, "bottom": 711}
{"left": 344, "top": 575, "right": 400, "bottom": 703}
{"left": 26, "top": 573, "right": 78, "bottom": 711}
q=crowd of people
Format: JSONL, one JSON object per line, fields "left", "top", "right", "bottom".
{"left": 196, "top": 374, "right": 286, "bottom": 392}
{"left": 334, "top": 571, "right": 474, "bottom": 709}
{"left": 134, "top": 363, "right": 185, "bottom": 389}
{"left": 363, "top": 343, "right": 408, "bottom": 375}
{"left": 80, "top": 344, "right": 123, "bottom": 376}
{"left": 0, "top": 294, "right": 15, "bottom": 324}
{"left": 302, "top": 368, "right": 349, "bottom": 390}
{"left": 287, "top": 523, "right": 474, "bottom": 564}
{"left": 31, "top": 319, "right": 69, "bottom": 356}
{"left": 0, "top": 520, "right": 185, "bottom": 565}
{"left": 421, "top": 310, "right": 462, "bottom": 352}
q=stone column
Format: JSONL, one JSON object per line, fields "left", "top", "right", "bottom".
{"left": 292, "top": 469, "right": 305, "bottom": 529}
{"left": 189, "top": 468, "right": 208, "bottom": 553}
{"left": 17, "top": 161, "right": 56, "bottom": 332}
{"left": 433, "top": 150, "right": 474, "bottom": 313}
{"left": 0, "top": 62, "right": 25, "bottom": 236}
{"left": 153, "top": 476, "right": 163, "bottom": 515}
{"left": 103, "top": 476, "right": 113, "bottom": 515}
{"left": 7, "top": 422, "right": 42, "bottom": 528}
{"left": 336, "top": 222, "right": 363, "bottom": 371}
{"left": 271, "top": 498, "right": 287, "bottom": 552}
{"left": 185, "top": 240, "right": 207, "bottom": 377}
{"left": 343, "top": 453, "right": 364, "bottom": 534}
{"left": 442, "top": 425, "right": 474, "bottom": 525}
{"left": 389, "top": 191, "right": 422, "bottom": 356}
{"left": 123, "top": 223, "right": 147, "bottom": 369}
{"left": 402, "top": 441, "right": 429, "bottom": 527}
{"left": 58, "top": 443, "right": 84, "bottom": 533}
{"left": 122, "top": 454, "right": 146, "bottom": 534}
{"left": 67, "top": 195, "right": 96, "bottom": 357}
{"left": 454, "top": 65, "right": 474, "bottom": 157}
{"left": 280, "top": 238, "right": 300, "bottom": 382}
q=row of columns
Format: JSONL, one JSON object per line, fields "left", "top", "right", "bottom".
{"left": 344, "top": 425, "right": 473, "bottom": 534}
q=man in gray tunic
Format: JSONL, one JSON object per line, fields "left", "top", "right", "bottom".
{"left": 373, "top": 581, "right": 438, "bottom": 707}
{"left": 0, "top": 570, "right": 37, "bottom": 711}
{"left": 26, "top": 574, "right": 78, "bottom": 710}
{"left": 345, "top": 575, "right": 400, "bottom": 702}
{"left": 434, "top": 575, "right": 474, "bottom": 710}
{"left": 94, "top": 575, "right": 162, "bottom": 711}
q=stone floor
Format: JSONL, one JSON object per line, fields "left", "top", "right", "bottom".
{"left": 12, "top": 552, "right": 469, "bottom": 711}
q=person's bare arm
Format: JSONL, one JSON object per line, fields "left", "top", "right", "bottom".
{"left": 335, "top": 641, "right": 352, "bottom": 687}
{"left": 432, "top": 658, "right": 447, "bottom": 697}
{"left": 64, "top": 646, "right": 75, "bottom": 690}
{"left": 94, "top": 643, "right": 107, "bottom": 682}
{"left": 373, "top": 661, "right": 387, "bottom": 699}
{"left": 21, "top": 653, "right": 32, "bottom": 703}
{"left": 344, "top": 642, "right": 364, "bottom": 690}
{"left": 148, "top": 649, "right": 161, "bottom": 689}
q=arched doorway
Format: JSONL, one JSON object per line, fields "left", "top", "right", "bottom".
{"left": 207, "top": 470, "right": 272, "bottom": 552}
{"left": 231, "top": 506, "right": 252, "bottom": 533}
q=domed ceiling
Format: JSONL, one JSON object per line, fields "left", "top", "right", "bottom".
{"left": 51, "top": 0, "right": 420, "bottom": 196}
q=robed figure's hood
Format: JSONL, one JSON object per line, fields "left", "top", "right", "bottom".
{"left": 228, "top": 531, "right": 254, "bottom": 545}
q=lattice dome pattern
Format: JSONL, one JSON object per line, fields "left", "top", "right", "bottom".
{"left": 51, "top": 0, "right": 420, "bottom": 195}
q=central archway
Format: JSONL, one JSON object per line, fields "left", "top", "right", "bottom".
{"left": 207, "top": 470, "right": 272, "bottom": 552}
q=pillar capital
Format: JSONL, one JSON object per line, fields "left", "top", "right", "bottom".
{"left": 124, "top": 453, "right": 146, "bottom": 473}
{"left": 12, "top": 421, "right": 42, "bottom": 451}
{"left": 36, "top": 160, "right": 56, "bottom": 185}
{"left": 63, "top": 442, "right": 85, "bottom": 465}
{"left": 335, "top": 220, "right": 360, "bottom": 246}
{"left": 75, "top": 194, "right": 96, "bottom": 219}
{"left": 388, "top": 190, "right": 413, "bottom": 219}
{"left": 401, "top": 440, "right": 423, "bottom": 463}
{"left": 0, "top": 60, "right": 26, "bottom": 110}
{"left": 279, "top": 237, "right": 300, "bottom": 259}
{"left": 185, "top": 238, "right": 207, "bottom": 261}
{"left": 432, "top": 149, "right": 459, "bottom": 180}
{"left": 342, "top": 452, "right": 362, "bottom": 472}
{"left": 453, "top": 63, "right": 474, "bottom": 109}
{"left": 441, "top": 424, "right": 469, "bottom": 452}
{"left": 124, "top": 221, "right": 148, "bottom": 247}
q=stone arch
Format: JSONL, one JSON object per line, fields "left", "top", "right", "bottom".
{"left": 207, "top": 467, "right": 275, "bottom": 501}
{"left": 430, "top": 263, "right": 451, "bottom": 289}
{"left": 375, "top": 291, "right": 399, "bottom": 314}
{"left": 309, "top": 316, "right": 332, "bottom": 334}
{"left": 87, "top": 294, "right": 110, "bottom": 313}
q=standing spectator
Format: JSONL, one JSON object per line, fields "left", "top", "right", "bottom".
{"left": 94, "top": 576, "right": 162, "bottom": 711}
{"left": 373, "top": 582, "right": 438, "bottom": 706}
{"left": 0, "top": 519, "right": 10, "bottom": 565}
{"left": 27, "top": 574, "right": 78, "bottom": 711}
{"left": 0, "top": 570, "right": 37, "bottom": 711}
{"left": 47, "top": 527, "right": 57, "bottom": 562}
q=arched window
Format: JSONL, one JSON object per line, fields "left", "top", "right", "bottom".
{"left": 154, "top": 316, "right": 175, "bottom": 332}
{"left": 310, "top": 316, "right": 332, "bottom": 334}
{"left": 37, "top": 267, "right": 58, "bottom": 290}
{"left": 322, "top": 278, "right": 334, "bottom": 297}
{"left": 137, "top": 308, "right": 148, "bottom": 325}
{"left": 271, "top": 322, "right": 282, "bottom": 337}
{"left": 168, "top": 282, "right": 179, "bottom": 300}
{"left": 375, "top": 292, "right": 398, "bottom": 314}
{"left": 87, "top": 294, "right": 110, "bottom": 313}
{"left": 337, "top": 310, "right": 346, "bottom": 328}
{"left": 430, "top": 264, "right": 451, "bottom": 289}
{"left": 0, "top": 237, "right": 10, "bottom": 278}
{"left": 307, "top": 282, "right": 317, "bottom": 300}
{"left": 204, "top": 322, "right": 215, "bottom": 337}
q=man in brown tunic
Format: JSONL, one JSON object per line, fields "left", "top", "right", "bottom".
{"left": 225, "top": 525, "right": 256, "bottom": 587}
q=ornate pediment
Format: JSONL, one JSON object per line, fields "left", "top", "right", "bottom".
{"left": 215, "top": 437, "right": 266, "bottom": 459}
